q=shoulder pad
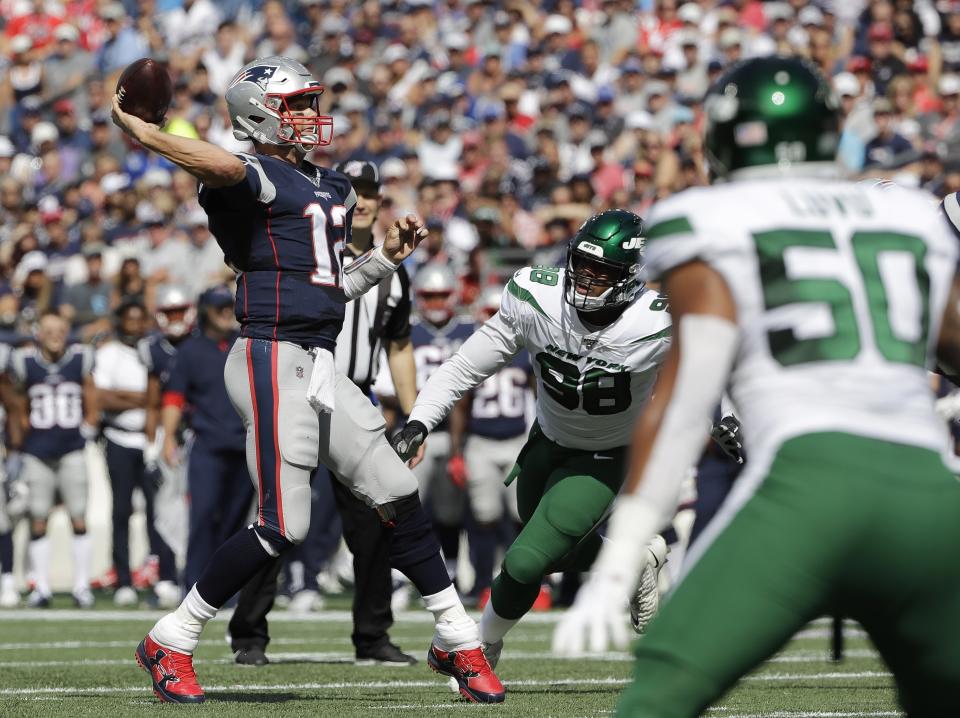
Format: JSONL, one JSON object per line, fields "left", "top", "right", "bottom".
{"left": 236, "top": 153, "right": 277, "bottom": 204}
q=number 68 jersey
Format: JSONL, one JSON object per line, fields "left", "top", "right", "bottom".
{"left": 643, "top": 178, "right": 958, "bottom": 458}
{"left": 409, "top": 266, "right": 672, "bottom": 451}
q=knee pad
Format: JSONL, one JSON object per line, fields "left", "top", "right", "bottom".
{"left": 252, "top": 524, "right": 293, "bottom": 557}
{"left": 502, "top": 540, "right": 551, "bottom": 586}
{"left": 378, "top": 492, "right": 441, "bottom": 568}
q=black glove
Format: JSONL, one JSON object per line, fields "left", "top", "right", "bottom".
{"left": 390, "top": 420, "right": 428, "bottom": 462}
{"left": 710, "top": 414, "right": 744, "bottom": 465}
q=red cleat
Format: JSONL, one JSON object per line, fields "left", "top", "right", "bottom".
{"left": 133, "top": 556, "right": 160, "bottom": 589}
{"left": 427, "top": 643, "right": 505, "bottom": 703}
{"left": 531, "top": 584, "right": 552, "bottom": 612}
{"left": 135, "top": 634, "right": 205, "bottom": 704}
{"left": 91, "top": 566, "right": 118, "bottom": 590}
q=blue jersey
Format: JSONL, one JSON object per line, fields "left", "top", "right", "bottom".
{"left": 411, "top": 316, "right": 474, "bottom": 432}
{"left": 137, "top": 333, "right": 181, "bottom": 389}
{"left": 164, "top": 332, "right": 245, "bottom": 454}
{"left": 468, "top": 349, "right": 532, "bottom": 439}
{"left": 198, "top": 153, "right": 357, "bottom": 351}
{"left": 11, "top": 345, "right": 92, "bottom": 459}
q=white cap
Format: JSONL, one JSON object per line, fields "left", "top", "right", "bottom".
{"left": 14, "top": 251, "right": 48, "bottom": 284}
{"left": 765, "top": 1, "right": 794, "bottom": 22}
{"left": 141, "top": 168, "right": 172, "bottom": 188}
{"left": 10, "top": 34, "right": 32, "bottom": 54}
{"left": 324, "top": 67, "right": 354, "bottom": 88}
{"left": 31, "top": 122, "right": 59, "bottom": 149}
{"left": 0, "top": 136, "right": 14, "bottom": 158}
{"left": 719, "top": 27, "right": 742, "bottom": 49}
{"left": 381, "top": 157, "right": 408, "bottom": 179}
{"left": 544, "top": 14, "right": 572, "bottom": 35}
{"left": 444, "top": 32, "right": 469, "bottom": 51}
{"left": 136, "top": 202, "right": 164, "bottom": 225}
{"left": 186, "top": 207, "right": 208, "bottom": 226}
{"left": 99, "top": 2, "right": 126, "bottom": 20}
{"left": 339, "top": 92, "right": 370, "bottom": 113}
{"left": 833, "top": 72, "right": 860, "bottom": 98}
{"left": 54, "top": 23, "right": 80, "bottom": 41}
{"left": 940, "top": 74, "right": 960, "bottom": 96}
{"left": 798, "top": 6, "right": 824, "bottom": 26}
{"left": 677, "top": 3, "right": 703, "bottom": 24}
{"left": 624, "top": 110, "right": 654, "bottom": 130}
{"left": 100, "top": 171, "right": 131, "bottom": 194}
{"left": 383, "top": 44, "right": 409, "bottom": 64}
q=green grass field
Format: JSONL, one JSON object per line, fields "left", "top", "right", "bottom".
{"left": 0, "top": 596, "right": 901, "bottom": 718}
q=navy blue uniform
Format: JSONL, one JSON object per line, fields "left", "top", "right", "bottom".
{"left": 11, "top": 346, "right": 92, "bottom": 459}
{"left": 164, "top": 331, "right": 251, "bottom": 588}
{"left": 198, "top": 153, "right": 356, "bottom": 351}
{"left": 138, "top": 333, "right": 180, "bottom": 389}
{"left": 410, "top": 316, "right": 474, "bottom": 432}
{"left": 468, "top": 349, "right": 532, "bottom": 440}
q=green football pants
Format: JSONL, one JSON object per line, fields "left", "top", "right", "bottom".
{"left": 618, "top": 432, "right": 960, "bottom": 718}
{"left": 489, "top": 422, "right": 627, "bottom": 619}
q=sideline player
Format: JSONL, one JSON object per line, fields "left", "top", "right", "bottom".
{"left": 392, "top": 209, "right": 675, "bottom": 670}
{"left": 139, "top": 284, "right": 195, "bottom": 607}
{"left": 111, "top": 56, "right": 503, "bottom": 704}
{"left": 554, "top": 56, "right": 960, "bottom": 717}
{"left": 9, "top": 313, "right": 97, "bottom": 608}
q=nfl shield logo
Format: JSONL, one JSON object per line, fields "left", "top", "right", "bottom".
{"left": 296, "top": 366, "right": 304, "bottom": 379}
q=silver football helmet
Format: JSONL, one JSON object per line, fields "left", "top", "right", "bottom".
{"left": 155, "top": 284, "right": 196, "bottom": 339}
{"left": 226, "top": 56, "right": 333, "bottom": 151}
{"left": 413, "top": 263, "right": 459, "bottom": 325}
{"left": 473, "top": 283, "right": 502, "bottom": 322}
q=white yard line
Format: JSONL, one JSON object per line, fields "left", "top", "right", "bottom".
{"left": 0, "top": 672, "right": 895, "bottom": 697}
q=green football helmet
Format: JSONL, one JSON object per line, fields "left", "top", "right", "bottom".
{"left": 704, "top": 55, "right": 839, "bottom": 179}
{"left": 563, "top": 209, "right": 645, "bottom": 312}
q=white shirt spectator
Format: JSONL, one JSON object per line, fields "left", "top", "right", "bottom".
{"left": 202, "top": 41, "right": 246, "bottom": 96}
{"left": 162, "top": 0, "right": 221, "bottom": 55}
{"left": 94, "top": 340, "right": 147, "bottom": 449}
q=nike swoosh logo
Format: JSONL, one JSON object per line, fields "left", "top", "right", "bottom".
{"left": 594, "top": 453, "right": 613, "bottom": 460}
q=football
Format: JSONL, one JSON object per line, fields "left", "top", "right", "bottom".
{"left": 116, "top": 58, "right": 173, "bottom": 125}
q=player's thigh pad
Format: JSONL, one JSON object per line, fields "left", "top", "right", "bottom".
{"left": 319, "top": 373, "right": 418, "bottom": 506}
{"left": 56, "top": 450, "right": 88, "bottom": 521}
{"left": 464, "top": 433, "right": 525, "bottom": 524}
{"left": 504, "top": 459, "right": 622, "bottom": 584}
{"left": 23, "top": 454, "right": 56, "bottom": 520}
{"left": 224, "top": 338, "right": 316, "bottom": 544}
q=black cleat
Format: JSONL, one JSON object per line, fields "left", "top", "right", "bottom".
{"left": 234, "top": 646, "right": 269, "bottom": 666}
{"left": 356, "top": 641, "right": 418, "bottom": 666}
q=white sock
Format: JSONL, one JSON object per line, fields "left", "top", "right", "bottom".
{"left": 28, "top": 536, "right": 51, "bottom": 596}
{"left": 422, "top": 584, "right": 480, "bottom": 652}
{"left": 479, "top": 601, "right": 519, "bottom": 645}
{"left": 149, "top": 584, "right": 217, "bottom": 654}
{"left": 1, "top": 573, "right": 14, "bottom": 594}
{"left": 72, "top": 534, "right": 91, "bottom": 592}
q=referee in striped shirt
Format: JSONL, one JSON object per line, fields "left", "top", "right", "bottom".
{"left": 229, "top": 160, "right": 419, "bottom": 666}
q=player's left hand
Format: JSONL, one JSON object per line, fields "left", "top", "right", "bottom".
{"left": 710, "top": 414, "right": 744, "bottom": 464}
{"left": 552, "top": 571, "right": 632, "bottom": 657}
{"left": 382, "top": 214, "right": 428, "bottom": 264}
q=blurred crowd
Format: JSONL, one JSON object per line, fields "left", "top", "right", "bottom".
{"left": 3, "top": 0, "right": 960, "bottom": 336}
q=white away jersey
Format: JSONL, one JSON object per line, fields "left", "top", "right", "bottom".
{"left": 644, "top": 177, "right": 957, "bottom": 457}
{"left": 409, "top": 266, "right": 671, "bottom": 450}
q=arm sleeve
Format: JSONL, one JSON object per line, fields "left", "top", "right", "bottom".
{"left": 197, "top": 153, "right": 274, "bottom": 212}
{"left": 341, "top": 245, "right": 399, "bottom": 300}
{"left": 408, "top": 311, "right": 523, "bottom": 432}
{"left": 79, "top": 345, "right": 95, "bottom": 377}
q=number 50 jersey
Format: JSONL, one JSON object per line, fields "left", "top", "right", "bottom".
{"left": 643, "top": 178, "right": 958, "bottom": 458}
{"left": 409, "top": 266, "right": 672, "bottom": 451}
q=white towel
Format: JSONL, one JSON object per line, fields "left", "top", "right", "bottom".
{"left": 306, "top": 348, "right": 336, "bottom": 414}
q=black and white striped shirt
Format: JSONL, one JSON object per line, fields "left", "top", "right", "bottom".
{"left": 334, "top": 246, "right": 412, "bottom": 390}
